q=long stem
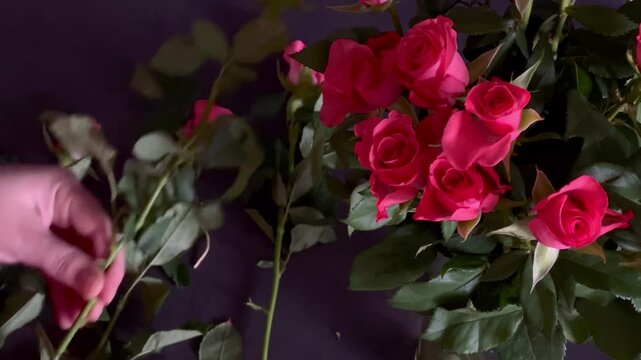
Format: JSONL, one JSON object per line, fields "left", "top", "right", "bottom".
{"left": 550, "top": 0, "right": 572, "bottom": 59}
{"left": 388, "top": 4, "right": 404, "bottom": 36}
{"left": 260, "top": 206, "right": 287, "bottom": 360}
{"left": 53, "top": 241, "right": 124, "bottom": 360}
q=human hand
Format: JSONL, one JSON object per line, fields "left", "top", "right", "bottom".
{"left": 0, "top": 166, "right": 125, "bottom": 329}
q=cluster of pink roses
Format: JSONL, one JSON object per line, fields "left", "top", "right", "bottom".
{"left": 316, "top": 16, "right": 633, "bottom": 249}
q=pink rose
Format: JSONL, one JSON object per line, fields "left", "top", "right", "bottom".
{"left": 397, "top": 16, "right": 469, "bottom": 110}
{"left": 528, "top": 176, "right": 633, "bottom": 250}
{"left": 366, "top": 32, "right": 401, "bottom": 78}
{"left": 283, "top": 40, "right": 324, "bottom": 86}
{"left": 183, "top": 99, "right": 233, "bottom": 138}
{"left": 320, "top": 39, "right": 401, "bottom": 128}
{"left": 414, "top": 154, "right": 508, "bottom": 222}
{"left": 636, "top": 24, "right": 641, "bottom": 71}
{"left": 354, "top": 111, "right": 441, "bottom": 220}
{"left": 360, "top": 0, "right": 390, "bottom": 7}
{"left": 442, "top": 80, "right": 531, "bottom": 169}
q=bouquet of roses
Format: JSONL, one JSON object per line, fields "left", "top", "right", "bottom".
{"left": 286, "top": 0, "right": 641, "bottom": 358}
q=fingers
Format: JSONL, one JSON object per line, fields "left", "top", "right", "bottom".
{"left": 26, "top": 230, "right": 105, "bottom": 300}
{"left": 50, "top": 178, "right": 112, "bottom": 259}
{"left": 99, "top": 250, "right": 125, "bottom": 304}
{"left": 49, "top": 280, "right": 105, "bottom": 330}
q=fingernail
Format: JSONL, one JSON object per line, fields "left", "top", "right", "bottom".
{"left": 75, "top": 267, "right": 104, "bottom": 299}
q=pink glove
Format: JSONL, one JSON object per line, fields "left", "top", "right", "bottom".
{"left": 0, "top": 166, "right": 125, "bottom": 329}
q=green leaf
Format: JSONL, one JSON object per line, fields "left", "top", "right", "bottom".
{"left": 344, "top": 182, "right": 407, "bottom": 232}
{"left": 349, "top": 224, "right": 437, "bottom": 291}
{"left": 565, "top": 90, "right": 633, "bottom": 169}
{"left": 444, "top": 231, "right": 498, "bottom": 255}
{"left": 196, "top": 202, "right": 225, "bottom": 232}
{"left": 532, "top": 243, "right": 559, "bottom": 292}
{"left": 35, "top": 323, "right": 54, "bottom": 360}
{"left": 138, "top": 217, "right": 172, "bottom": 258}
{"left": 290, "top": 125, "right": 327, "bottom": 202}
{"left": 149, "top": 204, "right": 201, "bottom": 266}
{"left": 512, "top": 52, "right": 543, "bottom": 90}
{"left": 619, "top": 0, "right": 641, "bottom": 23}
{"left": 565, "top": 5, "right": 637, "bottom": 37}
{"left": 220, "top": 120, "right": 265, "bottom": 201}
{"left": 0, "top": 290, "right": 44, "bottom": 347}
{"left": 557, "top": 308, "right": 589, "bottom": 344}
{"left": 390, "top": 267, "right": 484, "bottom": 312}
{"left": 424, "top": 305, "right": 524, "bottom": 354}
{"left": 217, "top": 65, "right": 258, "bottom": 94}
{"left": 272, "top": 173, "right": 287, "bottom": 207}
{"left": 447, "top": 6, "right": 507, "bottom": 35}
{"left": 441, "top": 221, "right": 457, "bottom": 241}
{"left": 138, "top": 277, "right": 170, "bottom": 323}
{"left": 576, "top": 298, "right": 641, "bottom": 360}
{"left": 557, "top": 251, "right": 641, "bottom": 299}
{"left": 488, "top": 219, "right": 535, "bottom": 241}
{"left": 468, "top": 44, "right": 504, "bottom": 84}
{"left": 199, "top": 321, "right": 242, "bottom": 360}
{"left": 43, "top": 112, "right": 118, "bottom": 197}
{"left": 289, "top": 206, "right": 324, "bottom": 224}
{"left": 133, "top": 131, "right": 179, "bottom": 162}
{"left": 580, "top": 162, "right": 641, "bottom": 201}
{"left": 532, "top": 168, "right": 555, "bottom": 204}
{"left": 521, "top": 257, "right": 557, "bottom": 339}
{"left": 573, "top": 63, "right": 593, "bottom": 97}
{"left": 497, "top": 324, "right": 566, "bottom": 360}
{"left": 192, "top": 19, "right": 228, "bottom": 62}
{"left": 173, "top": 166, "right": 197, "bottom": 203}
{"left": 230, "top": 17, "right": 287, "bottom": 64}
{"left": 130, "top": 329, "right": 202, "bottom": 359}
{"left": 130, "top": 64, "right": 163, "bottom": 99}
{"left": 290, "top": 224, "right": 337, "bottom": 253}
{"left": 162, "top": 258, "right": 191, "bottom": 287}
{"left": 150, "top": 35, "right": 205, "bottom": 76}
{"left": 482, "top": 250, "right": 528, "bottom": 282}
{"left": 245, "top": 209, "right": 274, "bottom": 242}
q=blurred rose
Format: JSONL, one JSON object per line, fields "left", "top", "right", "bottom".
{"left": 283, "top": 40, "right": 324, "bottom": 86}
{"left": 183, "top": 99, "right": 232, "bottom": 138}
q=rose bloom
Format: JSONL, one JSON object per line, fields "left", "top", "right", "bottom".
{"left": 528, "top": 176, "right": 633, "bottom": 249}
{"left": 320, "top": 39, "right": 401, "bottom": 128}
{"left": 354, "top": 111, "right": 444, "bottom": 220}
{"left": 442, "top": 79, "right": 531, "bottom": 169}
{"left": 183, "top": 99, "right": 232, "bottom": 138}
{"left": 414, "top": 154, "right": 509, "bottom": 222}
{"left": 397, "top": 16, "right": 469, "bottom": 110}
{"left": 283, "top": 40, "right": 324, "bottom": 86}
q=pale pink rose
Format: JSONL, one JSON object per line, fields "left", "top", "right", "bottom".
{"left": 283, "top": 40, "right": 324, "bottom": 86}
{"left": 529, "top": 176, "right": 633, "bottom": 249}
{"left": 320, "top": 39, "right": 401, "bottom": 128}
{"left": 414, "top": 154, "right": 509, "bottom": 222}
{"left": 184, "top": 99, "right": 232, "bottom": 138}
{"left": 397, "top": 16, "right": 469, "bottom": 109}
{"left": 441, "top": 80, "right": 531, "bottom": 170}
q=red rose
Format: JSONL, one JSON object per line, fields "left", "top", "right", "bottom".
{"left": 528, "top": 176, "right": 633, "bottom": 249}
{"left": 397, "top": 16, "right": 469, "bottom": 110}
{"left": 183, "top": 100, "right": 232, "bottom": 138}
{"left": 414, "top": 154, "right": 508, "bottom": 222}
{"left": 354, "top": 111, "right": 441, "bottom": 220}
{"left": 360, "top": 0, "right": 390, "bottom": 7}
{"left": 442, "top": 80, "right": 531, "bottom": 170}
{"left": 320, "top": 39, "right": 401, "bottom": 128}
{"left": 366, "top": 32, "right": 401, "bottom": 77}
{"left": 283, "top": 40, "right": 324, "bottom": 86}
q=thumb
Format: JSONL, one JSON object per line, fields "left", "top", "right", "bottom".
{"left": 26, "top": 231, "right": 105, "bottom": 300}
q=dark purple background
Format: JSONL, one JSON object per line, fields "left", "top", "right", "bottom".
{"left": 0, "top": 0, "right": 615, "bottom": 359}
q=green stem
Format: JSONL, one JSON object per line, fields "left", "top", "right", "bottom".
{"left": 388, "top": 4, "right": 404, "bottom": 36}
{"left": 550, "top": 0, "right": 572, "bottom": 59}
{"left": 53, "top": 242, "right": 124, "bottom": 360}
{"left": 260, "top": 206, "right": 288, "bottom": 360}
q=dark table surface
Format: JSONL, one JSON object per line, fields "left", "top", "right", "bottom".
{"left": 0, "top": 0, "right": 615, "bottom": 359}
